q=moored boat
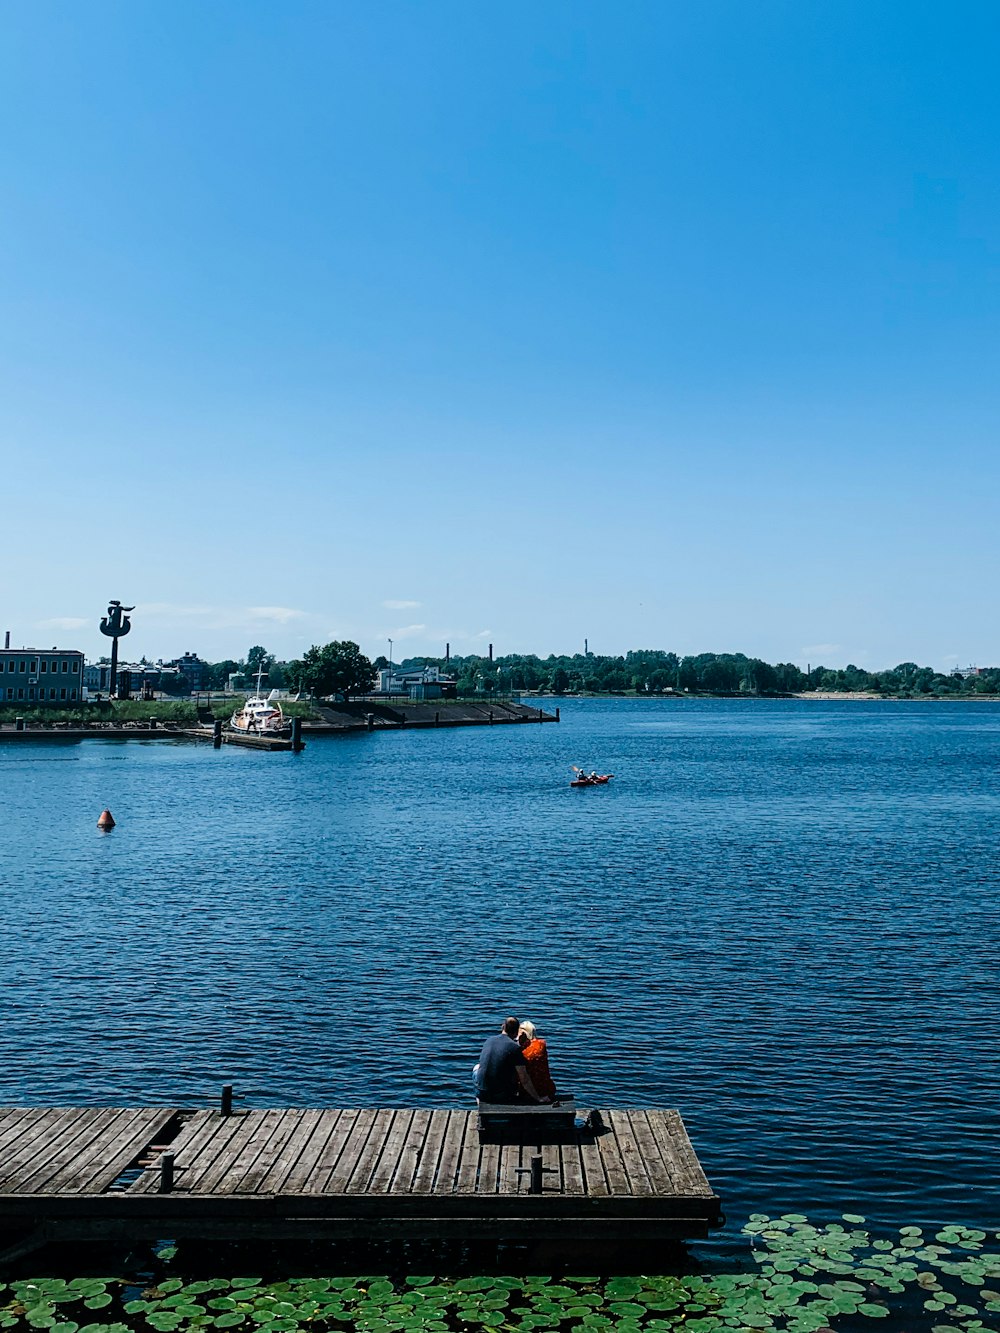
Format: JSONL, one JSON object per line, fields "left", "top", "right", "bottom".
{"left": 231, "top": 674, "right": 289, "bottom": 736}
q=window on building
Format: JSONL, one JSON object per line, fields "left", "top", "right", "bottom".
{"left": 72, "top": 660, "right": 79, "bottom": 672}
{"left": 6, "top": 661, "right": 13, "bottom": 672}
{"left": 17, "top": 688, "right": 23, "bottom": 699}
{"left": 5, "top": 687, "right": 11, "bottom": 700}
{"left": 28, "top": 687, "right": 34, "bottom": 700}
{"left": 29, "top": 659, "right": 36, "bottom": 673}
{"left": 49, "top": 688, "right": 56, "bottom": 699}
{"left": 41, "top": 660, "right": 47, "bottom": 672}
{"left": 19, "top": 659, "right": 25, "bottom": 672}
{"left": 60, "top": 688, "right": 67, "bottom": 700}
{"left": 51, "top": 660, "right": 58, "bottom": 673}
{"left": 62, "top": 660, "right": 68, "bottom": 672}
{"left": 70, "top": 688, "right": 77, "bottom": 700}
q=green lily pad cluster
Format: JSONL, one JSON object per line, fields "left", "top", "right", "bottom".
{"left": 744, "top": 1213, "right": 1000, "bottom": 1332}
{"left": 0, "top": 1214, "right": 998, "bottom": 1331}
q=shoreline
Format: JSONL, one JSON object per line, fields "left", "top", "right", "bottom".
{"left": 529, "top": 691, "right": 1000, "bottom": 703}
{"left": 0, "top": 700, "right": 559, "bottom": 743}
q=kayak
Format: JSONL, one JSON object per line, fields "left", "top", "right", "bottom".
{"left": 570, "top": 774, "right": 613, "bottom": 787}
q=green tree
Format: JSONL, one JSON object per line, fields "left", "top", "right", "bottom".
{"left": 206, "top": 659, "right": 241, "bottom": 690}
{"left": 158, "top": 671, "right": 189, "bottom": 696}
{"left": 246, "top": 645, "right": 274, "bottom": 677}
{"left": 291, "top": 641, "right": 375, "bottom": 700}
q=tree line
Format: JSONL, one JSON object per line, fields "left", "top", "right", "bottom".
{"left": 193, "top": 644, "right": 1000, "bottom": 699}
{"left": 420, "top": 650, "right": 1000, "bottom": 697}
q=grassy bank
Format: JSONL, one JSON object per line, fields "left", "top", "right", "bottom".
{"left": 0, "top": 699, "right": 322, "bottom": 727}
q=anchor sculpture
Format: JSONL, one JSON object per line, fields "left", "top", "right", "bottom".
{"left": 99, "top": 600, "right": 135, "bottom": 698}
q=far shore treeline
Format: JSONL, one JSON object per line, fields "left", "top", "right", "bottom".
{"left": 176, "top": 645, "right": 998, "bottom": 700}
{"left": 386, "top": 650, "right": 999, "bottom": 697}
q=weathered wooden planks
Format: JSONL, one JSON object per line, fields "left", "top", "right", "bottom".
{"left": 0, "top": 1108, "right": 177, "bottom": 1197}
{"left": 0, "top": 1105, "right": 721, "bottom": 1250}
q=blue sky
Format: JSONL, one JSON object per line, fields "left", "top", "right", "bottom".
{"left": 3, "top": 2, "right": 998, "bottom": 670}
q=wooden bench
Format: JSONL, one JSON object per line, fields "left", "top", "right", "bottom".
{"left": 476, "top": 1099, "right": 579, "bottom": 1141}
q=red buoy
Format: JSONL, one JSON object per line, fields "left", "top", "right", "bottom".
{"left": 97, "top": 808, "right": 116, "bottom": 830}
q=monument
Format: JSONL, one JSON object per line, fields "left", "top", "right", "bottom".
{"left": 99, "top": 600, "right": 134, "bottom": 699}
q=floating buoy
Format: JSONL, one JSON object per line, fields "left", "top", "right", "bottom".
{"left": 97, "top": 808, "right": 116, "bottom": 830}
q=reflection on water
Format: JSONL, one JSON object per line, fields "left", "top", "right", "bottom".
{"left": 2, "top": 699, "right": 998, "bottom": 1257}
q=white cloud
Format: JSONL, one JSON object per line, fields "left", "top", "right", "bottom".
{"left": 141, "top": 602, "right": 216, "bottom": 619}
{"left": 139, "top": 603, "right": 306, "bottom": 627}
{"left": 37, "top": 616, "right": 88, "bottom": 630}
{"left": 383, "top": 599, "right": 421, "bottom": 611}
{"left": 802, "top": 643, "right": 841, "bottom": 657}
{"left": 391, "top": 623, "right": 427, "bottom": 639}
{"left": 246, "top": 606, "right": 305, "bottom": 624}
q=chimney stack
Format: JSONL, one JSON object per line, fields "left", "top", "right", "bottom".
{"left": 445, "top": 642, "right": 450, "bottom": 664}
{"left": 488, "top": 643, "right": 493, "bottom": 662}
{"left": 4, "top": 631, "right": 9, "bottom": 650}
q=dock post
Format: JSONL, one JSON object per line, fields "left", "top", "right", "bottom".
{"left": 366, "top": 713, "right": 375, "bottom": 731}
{"left": 489, "top": 711, "right": 494, "bottom": 724}
{"left": 538, "top": 708, "right": 543, "bottom": 722}
{"left": 149, "top": 716, "right": 157, "bottom": 730}
{"left": 290, "top": 717, "right": 303, "bottom": 752}
{"left": 15, "top": 716, "right": 24, "bottom": 732}
{"left": 556, "top": 707, "right": 560, "bottom": 722}
{"left": 213, "top": 720, "right": 223, "bottom": 749}
{"left": 435, "top": 711, "right": 440, "bottom": 726}
{"left": 530, "top": 1154, "right": 543, "bottom": 1194}
{"left": 159, "top": 1152, "right": 175, "bottom": 1194}
{"left": 515, "top": 1153, "right": 556, "bottom": 1195}
{"left": 221, "top": 1084, "right": 234, "bottom": 1116}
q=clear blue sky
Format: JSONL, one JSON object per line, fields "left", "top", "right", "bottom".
{"left": 3, "top": 2, "right": 998, "bottom": 670}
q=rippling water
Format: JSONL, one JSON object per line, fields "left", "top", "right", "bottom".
{"left": 2, "top": 699, "right": 998, "bottom": 1253}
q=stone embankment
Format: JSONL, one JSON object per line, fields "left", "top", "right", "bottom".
{"left": 307, "top": 700, "right": 558, "bottom": 731}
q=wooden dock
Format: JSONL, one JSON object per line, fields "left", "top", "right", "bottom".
{"left": 0, "top": 1105, "right": 720, "bottom": 1257}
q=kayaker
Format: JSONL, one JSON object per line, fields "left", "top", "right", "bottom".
{"left": 475, "top": 1016, "right": 548, "bottom": 1104}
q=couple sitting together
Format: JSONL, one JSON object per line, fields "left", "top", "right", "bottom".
{"left": 474, "top": 1016, "right": 558, "bottom": 1104}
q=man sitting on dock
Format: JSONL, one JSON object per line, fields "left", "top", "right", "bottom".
{"left": 475, "top": 1016, "right": 550, "bottom": 1104}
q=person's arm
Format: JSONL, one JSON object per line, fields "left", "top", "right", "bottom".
{"left": 516, "top": 1066, "right": 549, "bottom": 1103}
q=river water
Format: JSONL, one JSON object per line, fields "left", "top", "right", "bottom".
{"left": 1, "top": 698, "right": 998, "bottom": 1255}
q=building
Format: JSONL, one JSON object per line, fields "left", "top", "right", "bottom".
{"left": 162, "top": 652, "right": 209, "bottom": 691}
{"left": 373, "top": 664, "right": 456, "bottom": 698}
{"left": 84, "top": 661, "right": 162, "bottom": 696}
{"left": 0, "top": 644, "right": 85, "bottom": 705}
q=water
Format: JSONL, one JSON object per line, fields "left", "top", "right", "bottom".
{"left": 2, "top": 698, "right": 998, "bottom": 1255}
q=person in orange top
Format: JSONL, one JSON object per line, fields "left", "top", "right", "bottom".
{"left": 517, "top": 1020, "right": 557, "bottom": 1101}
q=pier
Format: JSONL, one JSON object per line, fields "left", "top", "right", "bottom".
{"left": 0, "top": 1102, "right": 720, "bottom": 1260}
{"left": 0, "top": 701, "right": 558, "bottom": 746}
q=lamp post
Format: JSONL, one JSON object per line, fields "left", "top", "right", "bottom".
{"left": 388, "top": 639, "right": 393, "bottom": 695}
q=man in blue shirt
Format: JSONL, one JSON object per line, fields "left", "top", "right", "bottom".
{"left": 475, "top": 1016, "right": 547, "bottom": 1103}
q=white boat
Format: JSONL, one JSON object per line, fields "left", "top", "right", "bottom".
{"left": 230, "top": 674, "right": 289, "bottom": 735}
